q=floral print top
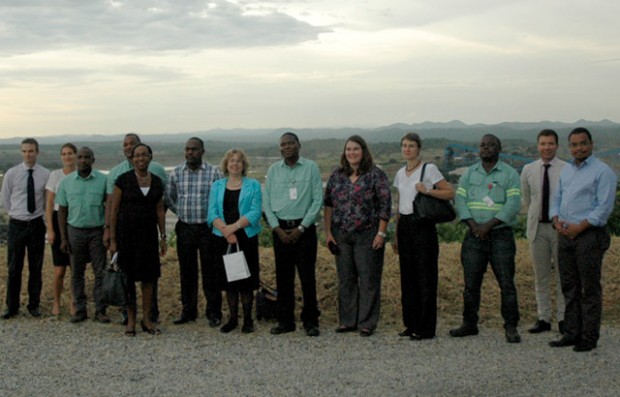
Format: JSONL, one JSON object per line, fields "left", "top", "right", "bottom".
{"left": 324, "top": 166, "right": 392, "bottom": 233}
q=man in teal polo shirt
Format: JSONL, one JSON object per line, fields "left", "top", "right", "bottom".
{"left": 450, "top": 134, "right": 522, "bottom": 343}
{"left": 56, "top": 147, "right": 110, "bottom": 324}
{"left": 104, "top": 133, "right": 167, "bottom": 324}
{"left": 264, "top": 132, "right": 323, "bottom": 336}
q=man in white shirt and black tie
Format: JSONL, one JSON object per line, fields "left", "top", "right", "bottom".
{"left": 1, "top": 138, "right": 50, "bottom": 319}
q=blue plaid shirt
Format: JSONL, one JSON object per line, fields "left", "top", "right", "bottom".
{"left": 166, "top": 161, "right": 222, "bottom": 224}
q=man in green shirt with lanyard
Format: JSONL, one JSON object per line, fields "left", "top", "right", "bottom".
{"left": 450, "top": 134, "right": 522, "bottom": 343}
{"left": 56, "top": 147, "right": 110, "bottom": 324}
{"left": 264, "top": 132, "right": 323, "bottom": 337}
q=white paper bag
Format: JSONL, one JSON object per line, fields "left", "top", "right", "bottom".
{"left": 223, "top": 243, "right": 251, "bottom": 282}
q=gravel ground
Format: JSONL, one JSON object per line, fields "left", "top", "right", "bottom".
{"left": 1, "top": 315, "right": 619, "bottom": 397}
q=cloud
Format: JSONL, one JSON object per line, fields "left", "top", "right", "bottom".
{"left": 0, "top": 0, "right": 330, "bottom": 55}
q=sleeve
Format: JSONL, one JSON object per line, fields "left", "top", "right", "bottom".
{"left": 166, "top": 169, "right": 178, "bottom": 214}
{"left": 520, "top": 165, "right": 531, "bottom": 210}
{"left": 425, "top": 164, "right": 446, "bottom": 186}
{"left": 262, "top": 165, "right": 279, "bottom": 228}
{"left": 243, "top": 180, "right": 263, "bottom": 227}
{"left": 375, "top": 168, "right": 392, "bottom": 221}
{"left": 0, "top": 170, "right": 12, "bottom": 211}
{"left": 493, "top": 168, "right": 521, "bottom": 224}
{"left": 455, "top": 168, "right": 473, "bottom": 221}
{"left": 588, "top": 166, "right": 618, "bottom": 227}
{"left": 301, "top": 162, "right": 324, "bottom": 228}
{"left": 55, "top": 178, "right": 68, "bottom": 207}
{"left": 206, "top": 180, "right": 221, "bottom": 227}
{"left": 106, "top": 170, "right": 116, "bottom": 195}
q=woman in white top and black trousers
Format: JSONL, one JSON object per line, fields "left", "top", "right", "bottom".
{"left": 392, "top": 132, "right": 454, "bottom": 340}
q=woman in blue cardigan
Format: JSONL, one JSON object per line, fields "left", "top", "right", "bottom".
{"left": 208, "top": 148, "right": 262, "bottom": 333}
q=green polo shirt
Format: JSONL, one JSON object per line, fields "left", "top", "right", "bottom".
{"left": 263, "top": 156, "right": 323, "bottom": 229}
{"left": 106, "top": 159, "right": 168, "bottom": 194}
{"left": 455, "top": 160, "right": 521, "bottom": 227}
{"left": 55, "top": 169, "right": 107, "bottom": 228}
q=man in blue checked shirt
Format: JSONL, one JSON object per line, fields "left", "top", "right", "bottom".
{"left": 166, "top": 137, "right": 223, "bottom": 326}
{"left": 548, "top": 127, "right": 617, "bottom": 352}
{"left": 450, "top": 134, "right": 522, "bottom": 343}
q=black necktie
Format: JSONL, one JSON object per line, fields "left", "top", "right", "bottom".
{"left": 27, "top": 169, "right": 35, "bottom": 214}
{"left": 542, "top": 164, "right": 550, "bottom": 222}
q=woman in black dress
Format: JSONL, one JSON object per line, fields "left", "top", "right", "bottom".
{"left": 208, "top": 148, "right": 262, "bottom": 334}
{"left": 109, "top": 143, "right": 167, "bottom": 336}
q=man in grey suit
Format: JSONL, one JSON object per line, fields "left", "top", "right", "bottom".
{"left": 520, "top": 129, "right": 566, "bottom": 334}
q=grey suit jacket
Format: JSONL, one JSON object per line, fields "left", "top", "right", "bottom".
{"left": 520, "top": 157, "right": 566, "bottom": 242}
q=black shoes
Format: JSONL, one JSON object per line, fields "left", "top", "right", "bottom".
{"left": 528, "top": 320, "right": 551, "bottom": 334}
{"left": 398, "top": 329, "right": 414, "bottom": 337}
{"left": 336, "top": 326, "right": 357, "bottom": 334}
{"left": 1, "top": 310, "right": 17, "bottom": 320}
{"left": 305, "top": 324, "right": 320, "bottom": 337}
{"left": 558, "top": 321, "right": 565, "bottom": 335}
{"left": 410, "top": 334, "right": 435, "bottom": 341}
{"left": 208, "top": 317, "right": 222, "bottom": 328}
{"left": 573, "top": 341, "right": 596, "bottom": 352}
{"left": 270, "top": 324, "right": 296, "bottom": 335}
{"left": 28, "top": 308, "right": 42, "bottom": 318}
{"left": 505, "top": 326, "right": 521, "bottom": 343}
{"left": 220, "top": 320, "right": 238, "bottom": 333}
{"left": 70, "top": 312, "right": 88, "bottom": 323}
{"left": 173, "top": 315, "right": 196, "bottom": 325}
{"left": 549, "top": 337, "right": 579, "bottom": 348}
{"left": 242, "top": 321, "right": 254, "bottom": 334}
{"left": 449, "top": 325, "right": 479, "bottom": 338}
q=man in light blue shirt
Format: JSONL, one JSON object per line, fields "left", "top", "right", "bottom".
{"left": 549, "top": 127, "right": 617, "bottom": 352}
{"left": 264, "top": 132, "right": 323, "bottom": 337}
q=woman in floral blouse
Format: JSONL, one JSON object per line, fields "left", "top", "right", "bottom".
{"left": 324, "top": 135, "right": 391, "bottom": 336}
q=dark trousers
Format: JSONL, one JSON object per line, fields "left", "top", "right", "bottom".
{"left": 273, "top": 224, "right": 320, "bottom": 327}
{"left": 175, "top": 221, "right": 222, "bottom": 320}
{"left": 460, "top": 227, "right": 520, "bottom": 327}
{"left": 68, "top": 225, "right": 108, "bottom": 314}
{"left": 5, "top": 217, "right": 46, "bottom": 314}
{"left": 558, "top": 227, "right": 609, "bottom": 345}
{"left": 333, "top": 227, "right": 384, "bottom": 331}
{"left": 397, "top": 216, "right": 438, "bottom": 337}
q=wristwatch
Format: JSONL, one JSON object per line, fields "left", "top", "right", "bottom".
{"left": 377, "top": 231, "right": 387, "bottom": 238}
{"left": 298, "top": 225, "right": 306, "bottom": 233}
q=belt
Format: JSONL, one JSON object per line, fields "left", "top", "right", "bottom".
{"left": 9, "top": 216, "right": 43, "bottom": 226}
{"left": 278, "top": 218, "right": 303, "bottom": 228}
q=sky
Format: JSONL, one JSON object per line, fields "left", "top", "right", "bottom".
{"left": 1, "top": 0, "right": 619, "bottom": 138}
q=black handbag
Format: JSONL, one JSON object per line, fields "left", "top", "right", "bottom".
{"left": 413, "top": 163, "right": 456, "bottom": 223}
{"left": 101, "top": 253, "right": 128, "bottom": 307}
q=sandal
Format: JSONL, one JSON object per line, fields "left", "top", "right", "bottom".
{"left": 125, "top": 329, "right": 136, "bottom": 337}
{"left": 141, "top": 321, "right": 161, "bottom": 335}
{"left": 360, "top": 328, "right": 374, "bottom": 337}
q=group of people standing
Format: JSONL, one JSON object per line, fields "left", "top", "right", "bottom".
{"left": 1, "top": 128, "right": 616, "bottom": 351}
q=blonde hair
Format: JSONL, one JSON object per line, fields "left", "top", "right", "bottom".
{"left": 220, "top": 148, "right": 249, "bottom": 177}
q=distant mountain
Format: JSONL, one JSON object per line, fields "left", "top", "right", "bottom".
{"left": 1, "top": 119, "right": 618, "bottom": 145}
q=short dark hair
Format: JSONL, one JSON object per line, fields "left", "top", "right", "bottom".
{"left": 340, "top": 135, "right": 374, "bottom": 176}
{"left": 21, "top": 138, "right": 39, "bottom": 151}
{"left": 187, "top": 137, "right": 204, "bottom": 149}
{"left": 401, "top": 132, "right": 422, "bottom": 148}
{"left": 131, "top": 143, "right": 153, "bottom": 158}
{"left": 281, "top": 132, "right": 300, "bottom": 144}
{"left": 537, "top": 129, "right": 558, "bottom": 144}
{"left": 125, "top": 133, "right": 141, "bottom": 143}
{"left": 60, "top": 142, "right": 78, "bottom": 154}
{"left": 568, "top": 127, "right": 592, "bottom": 142}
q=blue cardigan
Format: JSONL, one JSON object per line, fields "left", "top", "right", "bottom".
{"left": 207, "top": 177, "right": 263, "bottom": 238}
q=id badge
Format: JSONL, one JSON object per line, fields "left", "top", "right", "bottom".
{"left": 289, "top": 187, "right": 298, "bottom": 200}
{"left": 482, "top": 195, "right": 495, "bottom": 207}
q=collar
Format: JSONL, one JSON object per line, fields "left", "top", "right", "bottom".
{"left": 182, "top": 161, "right": 207, "bottom": 172}
{"left": 473, "top": 160, "right": 504, "bottom": 174}
{"left": 278, "top": 156, "right": 306, "bottom": 169}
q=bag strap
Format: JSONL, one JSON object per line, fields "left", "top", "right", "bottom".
{"left": 419, "top": 162, "right": 428, "bottom": 183}
{"left": 226, "top": 243, "right": 241, "bottom": 254}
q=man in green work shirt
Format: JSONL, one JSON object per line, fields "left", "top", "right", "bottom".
{"left": 264, "top": 132, "right": 323, "bottom": 337}
{"left": 56, "top": 147, "right": 110, "bottom": 324}
{"left": 104, "top": 133, "right": 167, "bottom": 324}
{"left": 450, "top": 134, "right": 522, "bottom": 343}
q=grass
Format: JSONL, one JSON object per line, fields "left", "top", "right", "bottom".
{"left": 1, "top": 237, "right": 619, "bottom": 329}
